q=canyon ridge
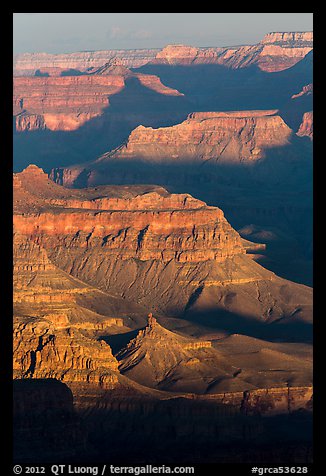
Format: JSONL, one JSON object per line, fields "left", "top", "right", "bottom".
{"left": 13, "top": 29, "right": 313, "bottom": 465}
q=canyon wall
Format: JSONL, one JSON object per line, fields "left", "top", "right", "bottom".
{"left": 14, "top": 31, "right": 313, "bottom": 76}
{"left": 13, "top": 49, "right": 160, "bottom": 76}
{"left": 13, "top": 166, "right": 313, "bottom": 463}
{"left": 13, "top": 73, "right": 183, "bottom": 132}
{"left": 52, "top": 109, "right": 310, "bottom": 190}
{"left": 14, "top": 165, "right": 312, "bottom": 331}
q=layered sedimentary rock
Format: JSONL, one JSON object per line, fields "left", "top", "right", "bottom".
{"left": 15, "top": 165, "right": 312, "bottom": 335}
{"left": 14, "top": 32, "right": 313, "bottom": 77}
{"left": 13, "top": 228, "right": 131, "bottom": 387}
{"left": 48, "top": 107, "right": 312, "bottom": 289}
{"left": 13, "top": 318, "right": 119, "bottom": 386}
{"left": 15, "top": 165, "right": 245, "bottom": 264}
{"left": 108, "top": 110, "right": 291, "bottom": 162}
{"left": 150, "top": 32, "right": 313, "bottom": 72}
{"left": 13, "top": 70, "right": 182, "bottom": 132}
{"left": 13, "top": 75, "right": 123, "bottom": 131}
{"left": 53, "top": 110, "right": 307, "bottom": 189}
{"left": 116, "top": 314, "right": 250, "bottom": 393}
{"left": 13, "top": 164, "right": 313, "bottom": 463}
{"left": 13, "top": 49, "right": 160, "bottom": 76}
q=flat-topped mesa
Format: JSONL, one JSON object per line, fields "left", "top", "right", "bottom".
{"left": 255, "top": 32, "right": 313, "bottom": 72}
{"left": 105, "top": 110, "right": 292, "bottom": 164}
{"left": 14, "top": 31, "right": 313, "bottom": 80}
{"left": 188, "top": 110, "right": 279, "bottom": 119}
{"left": 13, "top": 75, "right": 123, "bottom": 131}
{"left": 261, "top": 32, "right": 313, "bottom": 45}
{"left": 154, "top": 44, "right": 220, "bottom": 65}
{"left": 14, "top": 166, "right": 245, "bottom": 263}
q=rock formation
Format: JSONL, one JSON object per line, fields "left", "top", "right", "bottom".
{"left": 116, "top": 313, "right": 250, "bottom": 393}
{"left": 14, "top": 32, "right": 313, "bottom": 76}
{"left": 12, "top": 30, "right": 313, "bottom": 466}
{"left": 13, "top": 49, "right": 160, "bottom": 76}
{"left": 297, "top": 111, "right": 313, "bottom": 139}
{"left": 280, "top": 83, "right": 313, "bottom": 138}
{"left": 146, "top": 32, "right": 313, "bottom": 72}
{"left": 13, "top": 165, "right": 313, "bottom": 463}
{"left": 13, "top": 32, "right": 313, "bottom": 177}
{"left": 13, "top": 70, "right": 183, "bottom": 132}
{"left": 53, "top": 110, "right": 309, "bottom": 189}
{"left": 14, "top": 165, "right": 312, "bottom": 337}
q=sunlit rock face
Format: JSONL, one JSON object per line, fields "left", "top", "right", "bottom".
{"left": 13, "top": 72, "right": 183, "bottom": 132}
{"left": 14, "top": 32, "right": 312, "bottom": 76}
{"left": 13, "top": 49, "right": 160, "bottom": 76}
{"left": 14, "top": 165, "right": 312, "bottom": 329}
{"left": 297, "top": 111, "right": 313, "bottom": 139}
{"left": 151, "top": 32, "right": 313, "bottom": 72}
{"left": 52, "top": 109, "right": 309, "bottom": 191}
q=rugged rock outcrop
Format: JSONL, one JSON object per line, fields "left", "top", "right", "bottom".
{"left": 14, "top": 32, "right": 313, "bottom": 77}
{"left": 53, "top": 110, "right": 309, "bottom": 189}
{"left": 297, "top": 111, "right": 313, "bottom": 139}
{"left": 14, "top": 165, "right": 312, "bottom": 337}
{"left": 116, "top": 314, "right": 253, "bottom": 393}
{"left": 260, "top": 32, "right": 313, "bottom": 45}
{"left": 107, "top": 110, "right": 292, "bottom": 162}
{"left": 13, "top": 33, "right": 313, "bottom": 176}
{"left": 13, "top": 49, "right": 160, "bottom": 76}
{"left": 291, "top": 83, "right": 313, "bottom": 100}
{"left": 13, "top": 165, "right": 313, "bottom": 463}
{"left": 280, "top": 83, "right": 313, "bottom": 136}
{"left": 150, "top": 32, "right": 313, "bottom": 72}
{"left": 13, "top": 318, "right": 119, "bottom": 386}
{"left": 14, "top": 165, "right": 245, "bottom": 264}
{"left": 13, "top": 71, "right": 183, "bottom": 132}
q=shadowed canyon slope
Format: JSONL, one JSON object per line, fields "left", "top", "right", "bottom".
{"left": 15, "top": 165, "right": 312, "bottom": 340}
{"left": 55, "top": 109, "right": 310, "bottom": 187}
{"left": 52, "top": 107, "right": 312, "bottom": 286}
{"left": 13, "top": 165, "right": 313, "bottom": 463}
{"left": 13, "top": 69, "right": 183, "bottom": 132}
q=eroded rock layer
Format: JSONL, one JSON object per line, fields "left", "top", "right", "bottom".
{"left": 53, "top": 110, "right": 310, "bottom": 189}
{"left": 13, "top": 49, "right": 160, "bottom": 76}
{"left": 14, "top": 31, "right": 313, "bottom": 76}
{"left": 14, "top": 165, "right": 312, "bottom": 332}
{"left": 13, "top": 165, "right": 313, "bottom": 462}
{"left": 13, "top": 72, "right": 183, "bottom": 132}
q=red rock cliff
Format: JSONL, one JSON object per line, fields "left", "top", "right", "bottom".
{"left": 97, "top": 110, "right": 292, "bottom": 165}
{"left": 13, "top": 71, "right": 183, "bottom": 131}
